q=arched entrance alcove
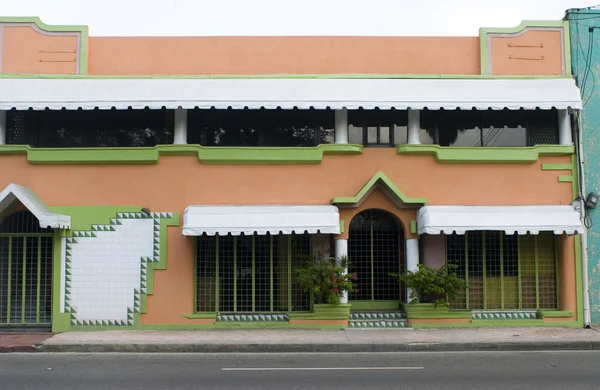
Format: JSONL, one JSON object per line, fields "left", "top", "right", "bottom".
{"left": 0, "top": 210, "right": 54, "bottom": 330}
{"left": 348, "top": 209, "right": 405, "bottom": 306}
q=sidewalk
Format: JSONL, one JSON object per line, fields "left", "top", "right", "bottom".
{"left": 16, "top": 327, "right": 600, "bottom": 353}
{"left": 0, "top": 332, "right": 54, "bottom": 352}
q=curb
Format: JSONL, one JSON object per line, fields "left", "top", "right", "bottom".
{"left": 0, "top": 345, "right": 38, "bottom": 353}
{"left": 35, "top": 341, "right": 600, "bottom": 353}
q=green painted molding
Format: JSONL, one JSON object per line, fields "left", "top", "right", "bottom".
{"left": 412, "top": 320, "right": 580, "bottom": 328}
{"left": 349, "top": 301, "right": 400, "bottom": 310}
{"left": 537, "top": 310, "right": 573, "bottom": 318}
{"left": 479, "top": 20, "right": 571, "bottom": 76}
{"left": 410, "top": 220, "right": 417, "bottom": 234}
{"left": 339, "top": 220, "right": 345, "bottom": 234}
{"left": 541, "top": 163, "right": 573, "bottom": 171}
{"left": 68, "top": 323, "right": 346, "bottom": 330}
{"left": 184, "top": 313, "right": 217, "bottom": 319}
{"left": 0, "top": 16, "right": 89, "bottom": 75}
{"left": 558, "top": 175, "right": 574, "bottom": 183}
{"left": 0, "top": 144, "right": 363, "bottom": 165}
{"left": 332, "top": 170, "right": 427, "bottom": 205}
{"left": 396, "top": 144, "right": 575, "bottom": 164}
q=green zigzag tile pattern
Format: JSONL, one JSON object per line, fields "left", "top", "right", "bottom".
{"left": 347, "top": 310, "right": 409, "bottom": 329}
{"left": 471, "top": 310, "right": 538, "bottom": 320}
{"left": 64, "top": 211, "right": 174, "bottom": 328}
{"left": 216, "top": 313, "right": 290, "bottom": 323}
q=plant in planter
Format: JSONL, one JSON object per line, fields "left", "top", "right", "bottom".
{"left": 390, "top": 263, "right": 466, "bottom": 308}
{"left": 295, "top": 254, "right": 358, "bottom": 306}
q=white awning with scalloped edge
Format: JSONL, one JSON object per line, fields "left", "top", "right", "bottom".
{"left": 182, "top": 205, "right": 340, "bottom": 236}
{"left": 417, "top": 205, "right": 582, "bottom": 235}
{"left": 0, "top": 184, "right": 71, "bottom": 229}
{"left": 0, "top": 78, "right": 582, "bottom": 111}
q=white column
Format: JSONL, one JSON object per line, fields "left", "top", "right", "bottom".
{"left": 405, "top": 238, "right": 420, "bottom": 302}
{"left": 0, "top": 110, "right": 6, "bottom": 145}
{"left": 335, "top": 238, "right": 349, "bottom": 304}
{"left": 173, "top": 107, "right": 188, "bottom": 145}
{"left": 334, "top": 108, "right": 349, "bottom": 144}
{"left": 407, "top": 108, "right": 421, "bottom": 145}
{"left": 558, "top": 109, "right": 573, "bottom": 145}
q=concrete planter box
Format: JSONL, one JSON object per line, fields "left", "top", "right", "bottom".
{"left": 403, "top": 303, "right": 471, "bottom": 319}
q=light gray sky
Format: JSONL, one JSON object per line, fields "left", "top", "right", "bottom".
{"left": 2, "top": 0, "right": 598, "bottom": 36}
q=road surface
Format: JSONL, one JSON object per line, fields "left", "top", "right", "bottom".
{"left": 1, "top": 351, "right": 599, "bottom": 389}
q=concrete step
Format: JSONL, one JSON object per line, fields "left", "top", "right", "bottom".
{"left": 347, "top": 319, "right": 409, "bottom": 329}
{"left": 349, "top": 311, "right": 407, "bottom": 320}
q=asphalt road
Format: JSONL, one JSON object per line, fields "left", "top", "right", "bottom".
{"left": 1, "top": 351, "right": 600, "bottom": 390}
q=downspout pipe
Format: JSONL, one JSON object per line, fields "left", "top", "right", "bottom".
{"left": 574, "top": 110, "right": 592, "bottom": 328}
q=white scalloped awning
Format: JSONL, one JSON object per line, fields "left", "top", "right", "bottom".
{"left": 0, "top": 78, "right": 582, "bottom": 110}
{"left": 0, "top": 184, "right": 71, "bottom": 229}
{"left": 182, "top": 205, "right": 340, "bottom": 236}
{"left": 417, "top": 205, "right": 582, "bottom": 235}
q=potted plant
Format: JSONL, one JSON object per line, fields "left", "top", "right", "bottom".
{"left": 390, "top": 263, "right": 467, "bottom": 318}
{"left": 295, "top": 254, "right": 358, "bottom": 318}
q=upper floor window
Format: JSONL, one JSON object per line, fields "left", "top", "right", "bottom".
{"left": 348, "top": 109, "right": 408, "bottom": 146}
{"left": 187, "top": 108, "right": 334, "bottom": 147}
{"left": 419, "top": 108, "right": 558, "bottom": 147}
{"left": 6, "top": 108, "right": 173, "bottom": 147}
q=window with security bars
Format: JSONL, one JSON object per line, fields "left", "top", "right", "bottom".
{"left": 446, "top": 231, "right": 558, "bottom": 310}
{"left": 6, "top": 108, "right": 174, "bottom": 147}
{"left": 348, "top": 210, "right": 404, "bottom": 302}
{"left": 195, "top": 232, "right": 311, "bottom": 313}
{"left": 0, "top": 211, "right": 53, "bottom": 327}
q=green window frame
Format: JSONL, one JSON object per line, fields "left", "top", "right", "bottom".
{"left": 194, "top": 232, "right": 311, "bottom": 313}
{"left": 446, "top": 231, "right": 559, "bottom": 310}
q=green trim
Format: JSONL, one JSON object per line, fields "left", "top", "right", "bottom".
{"left": 289, "top": 303, "right": 351, "bottom": 320}
{"left": 252, "top": 235, "right": 256, "bottom": 312}
{"left": 51, "top": 231, "right": 70, "bottom": 332}
{"left": 518, "top": 235, "right": 523, "bottom": 308}
{"left": 541, "top": 163, "right": 573, "bottom": 171}
{"left": 404, "top": 303, "right": 471, "bottom": 319}
{"left": 479, "top": 20, "right": 571, "bottom": 76}
{"left": 183, "top": 313, "right": 217, "bottom": 320}
{"left": 348, "top": 301, "right": 400, "bottom": 310}
{"left": 482, "top": 233, "right": 487, "bottom": 309}
{"left": 0, "top": 144, "right": 363, "bottom": 165}
{"left": 215, "top": 235, "right": 220, "bottom": 312}
{"left": 36, "top": 236, "right": 42, "bottom": 324}
{"left": 287, "top": 235, "right": 292, "bottom": 312}
{"left": 233, "top": 236, "right": 237, "bottom": 312}
{"left": 500, "top": 232, "right": 505, "bottom": 309}
{"left": 21, "top": 238, "right": 27, "bottom": 323}
{"left": 574, "top": 235, "right": 584, "bottom": 327}
{"left": 0, "top": 17, "right": 89, "bottom": 75}
{"left": 0, "top": 73, "right": 574, "bottom": 80}
{"left": 535, "top": 235, "right": 540, "bottom": 309}
{"left": 339, "top": 220, "right": 345, "bottom": 234}
{"left": 465, "top": 234, "right": 470, "bottom": 310}
{"left": 396, "top": 144, "right": 575, "bottom": 164}
{"left": 410, "top": 220, "right": 417, "bottom": 234}
{"left": 69, "top": 322, "right": 346, "bottom": 330}
{"left": 558, "top": 175, "right": 574, "bottom": 183}
{"left": 6, "top": 237, "right": 11, "bottom": 324}
{"left": 412, "top": 320, "right": 580, "bottom": 328}
{"left": 537, "top": 310, "right": 573, "bottom": 318}
{"left": 269, "top": 235, "right": 273, "bottom": 312}
{"left": 332, "top": 170, "right": 427, "bottom": 205}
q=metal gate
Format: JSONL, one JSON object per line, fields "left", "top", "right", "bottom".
{"left": 0, "top": 211, "right": 53, "bottom": 330}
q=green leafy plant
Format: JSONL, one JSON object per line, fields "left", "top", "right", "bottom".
{"left": 390, "top": 264, "right": 466, "bottom": 307}
{"left": 295, "top": 254, "right": 358, "bottom": 305}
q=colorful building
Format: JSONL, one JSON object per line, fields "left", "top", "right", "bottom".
{"left": 567, "top": 7, "right": 600, "bottom": 326}
{"left": 0, "top": 17, "right": 586, "bottom": 332}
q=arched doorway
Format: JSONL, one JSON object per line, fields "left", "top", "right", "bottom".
{"left": 348, "top": 209, "right": 405, "bottom": 305}
{"left": 0, "top": 210, "right": 53, "bottom": 330}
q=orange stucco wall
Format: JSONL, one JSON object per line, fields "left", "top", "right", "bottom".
{"left": 0, "top": 150, "right": 575, "bottom": 324}
{"left": 1, "top": 25, "right": 78, "bottom": 75}
{"left": 87, "top": 36, "right": 480, "bottom": 75}
{"left": 489, "top": 29, "right": 564, "bottom": 75}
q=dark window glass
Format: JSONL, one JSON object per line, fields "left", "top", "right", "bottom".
{"left": 6, "top": 108, "right": 173, "bottom": 147}
{"left": 187, "top": 108, "right": 334, "bottom": 146}
{"left": 420, "top": 109, "right": 558, "bottom": 147}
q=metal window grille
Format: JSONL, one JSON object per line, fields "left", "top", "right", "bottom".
{"left": 0, "top": 211, "right": 53, "bottom": 327}
{"left": 446, "top": 231, "right": 558, "bottom": 310}
{"left": 348, "top": 210, "right": 404, "bottom": 302}
{"left": 195, "top": 233, "right": 311, "bottom": 313}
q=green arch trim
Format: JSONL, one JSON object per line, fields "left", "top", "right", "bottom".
{"left": 331, "top": 170, "right": 427, "bottom": 206}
